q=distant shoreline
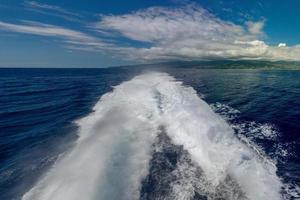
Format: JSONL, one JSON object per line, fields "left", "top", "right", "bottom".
{"left": 0, "top": 60, "right": 300, "bottom": 69}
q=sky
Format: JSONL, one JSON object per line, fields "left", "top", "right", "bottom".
{"left": 0, "top": 0, "right": 300, "bottom": 68}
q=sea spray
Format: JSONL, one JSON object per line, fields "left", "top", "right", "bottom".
{"left": 23, "top": 74, "right": 162, "bottom": 200}
{"left": 23, "top": 72, "right": 283, "bottom": 200}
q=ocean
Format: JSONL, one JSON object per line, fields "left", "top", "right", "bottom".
{"left": 0, "top": 67, "right": 299, "bottom": 200}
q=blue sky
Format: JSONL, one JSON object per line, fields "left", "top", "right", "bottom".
{"left": 0, "top": 0, "right": 300, "bottom": 68}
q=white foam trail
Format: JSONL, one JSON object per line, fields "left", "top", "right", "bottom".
{"left": 23, "top": 74, "right": 162, "bottom": 200}
{"left": 23, "top": 72, "right": 283, "bottom": 200}
{"left": 155, "top": 74, "right": 282, "bottom": 200}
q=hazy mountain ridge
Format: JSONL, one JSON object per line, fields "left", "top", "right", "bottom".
{"left": 124, "top": 60, "right": 300, "bottom": 70}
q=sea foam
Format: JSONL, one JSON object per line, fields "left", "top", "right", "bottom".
{"left": 23, "top": 72, "right": 283, "bottom": 200}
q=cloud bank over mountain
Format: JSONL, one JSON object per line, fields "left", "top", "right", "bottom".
{"left": 1, "top": 3, "right": 299, "bottom": 62}
{"left": 95, "top": 5, "right": 300, "bottom": 61}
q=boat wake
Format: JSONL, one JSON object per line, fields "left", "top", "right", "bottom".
{"left": 22, "top": 72, "right": 283, "bottom": 200}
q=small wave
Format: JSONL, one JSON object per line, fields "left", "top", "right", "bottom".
{"left": 210, "top": 102, "right": 280, "bottom": 149}
{"left": 210, "top": 102, "right": 300, "bottom": 199}
{"left": 210, "top": 102, "right": 295, "bottom": 163}
{"left": 210, "top": 102, "right": 240, "bottom": 121}
{"left": 283, "top": 183, "right": 300, "bottom": 199}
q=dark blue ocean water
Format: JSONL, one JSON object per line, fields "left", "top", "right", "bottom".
{"left": 0, "top": 67, "right": 299, "bottom": 199}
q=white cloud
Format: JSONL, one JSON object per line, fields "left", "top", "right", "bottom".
{"left": 25, "top": 1, "right": 82, "bottom": 22}
{"left": 96, "top": 5, "right": 247, "bottom": 43}
{"left": 26, "top": 1, "right": 74, "bottom": 15}
{"left": 0, "top": 21, "right": 110, "bottom": 51}
{"left": 1, "top": 3, "right": 300, "bottom": 62}
{"left": 278, "top": 43, "right": 286, "bottom": 47}
{"left": 0, "top": 21, "right": 89, "bottom": 40}
{"left": 246, "top": 20, "right": 265, "bottom": 35}
{"left": 92, "top": 5, "right": 300, "bottom": 61}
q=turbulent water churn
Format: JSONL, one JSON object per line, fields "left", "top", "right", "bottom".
{"left": 22, "top": 73, "right": 283, "bottom": 200}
